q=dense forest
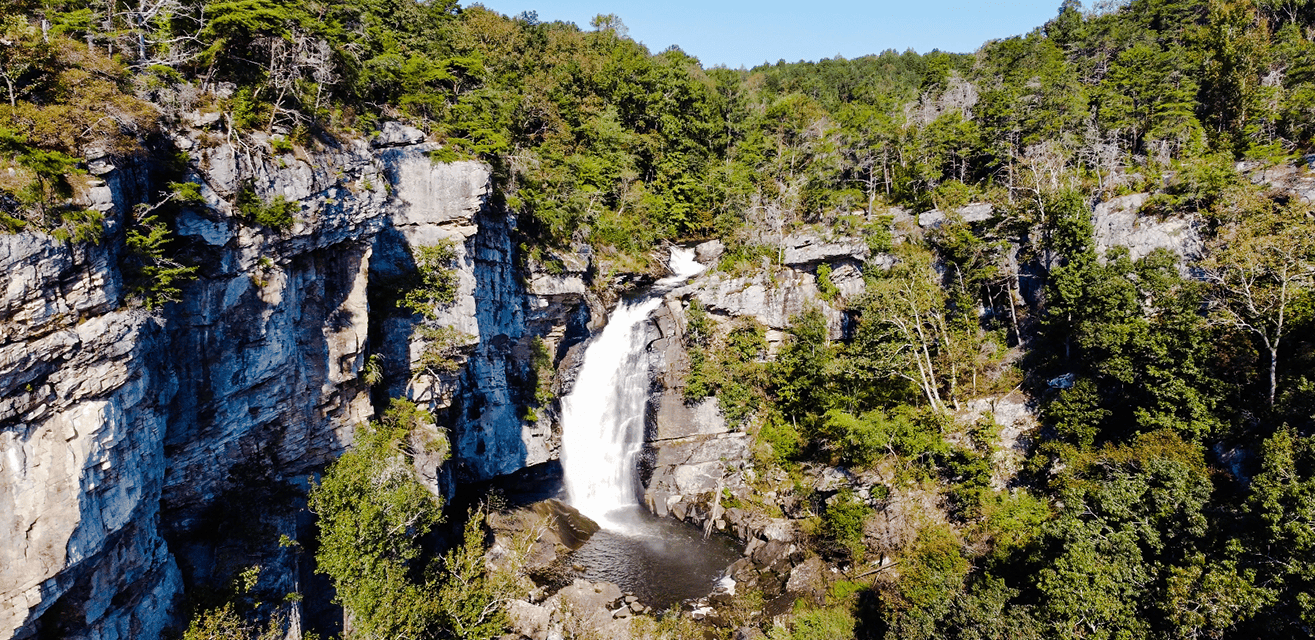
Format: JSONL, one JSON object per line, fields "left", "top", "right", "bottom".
{"left": 3, "top": 0, "right": 1315, "bottom": 638}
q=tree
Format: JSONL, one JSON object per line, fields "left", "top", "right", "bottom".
{"left": 1203, "top": 205, "right": 1315, "bottom": 407}
{"left": 181, "top": 604, "right": 284, "bottom": 640}
{"left": 882, "top": 525, "right": 971, "bottom": 640}
{"left": 400, "top": 240, "right": 460, "bottom": 319}
{"left": 122, "top": 182, "right": 201, "bottom": 310}
{"left": 940, "top": 576, "right": 1042, "bottom": 640}
{"left": 0, "top": 12, "right": 46, "bottom": 108}
{"left": 974, "top": 33, "right": 1085, "bottom": 198}
{"left": 771, "top": 307, "right": 834, "bottom": 421}
{"left": 1199, "top": 0, "right": 1277, "bottom": 152}
{"left": 861, "top": 245, "right": 952, "bottom": 412}
{"left": 1033, "top": 432, "right": 1223, "bottom": 638}
{"left": 308, "top": 401, "right": 448, "bottom": 640}
{"left": 125, "top": 213, "right": 197, "bottom": 309}
{"left": 836, "top": 101, "right": 902, "bottom": 210}
{"left": 589, "top": 13, "right": 628, "bottom": 38}
{"left": 110, "top": 0, "right": 206, "bottom": 69}
{"left": 1245, "top": 426, "right": 1315, "bottom": 629}
{"left": 1095, "top": 42, "right": 1202, "bottom": 154}
{"left": 1163, "top": 554, "right": 1273, "bottom": 638}
{"left": 1039, "top": 188, "right": 1223, "bottom": 442}
{"left": 433, "top": 505, "right": 517, "bottom": 640}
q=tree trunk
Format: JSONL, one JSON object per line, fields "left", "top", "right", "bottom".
{"left": 883, "top": 149, "right": 891, "bottom": 197}
{"left": 1009, "top": 278, "right": 1023, "bottom": 347}
{"left": 1269, "top": 345, "right": 1278, "bottom": 408}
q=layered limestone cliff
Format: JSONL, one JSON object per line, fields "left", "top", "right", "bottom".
{"left": 0, "top": 122, "right": 588, "bottom": 639}
{"left": 1, "top": 122, "right": 1225, "bottom": 639}
{"left": 1091, "top": 192, "right": 1204, "bottom": 263}
{"left": 1, "top": 166, "right": 182, "bottom": 640}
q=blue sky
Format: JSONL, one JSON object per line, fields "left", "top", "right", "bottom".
{"left": 467, "top": 0, "right": 1066, "bottom": 69}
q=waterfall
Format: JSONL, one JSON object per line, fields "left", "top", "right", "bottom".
{"left": 560, "top": 247, "right": 705, "bottom": 531}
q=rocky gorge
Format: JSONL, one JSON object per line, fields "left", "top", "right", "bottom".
{"left": 0, "top": 112, "right": 1217, "bottom": 640}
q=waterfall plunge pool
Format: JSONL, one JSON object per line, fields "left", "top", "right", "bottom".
{"left": 466, "top": 466, "right": 744, "bottom": 610}
{"left": 563, "top": 507, "right": 742, "bottom": 610}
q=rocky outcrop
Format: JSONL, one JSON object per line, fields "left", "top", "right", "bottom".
{"left": 678, "top": 266, "right": 861, "bottom": 343}
{"left": 2, "top": 123, "right": 593, "bottom": 638}
{"left": 508, "top": 579, "right": 633, "bottom": 640}
{"left": 640, "top": 294, "right": 748, "bottom": 535}
{"left": 162, "top": 131, "right": 460, "bottom": 530}
{"left": 778, "top": 232, "right": 870, "bottom": 266}
{"left": 639, "top": 231, "right": 873, "bottom": 543}
{"left": 674, "top": 232, "right": 866, "bottom": 346}
{"left": 1, "top": 230, "right": 182, "bottom": 640}
{"left": 486, "top": 499, "right": 599, "bottom": 580}
{"left": 917, "top": 202, "right": 994, "bottom": 228}
{"left": 957, "top": 392, "right": 1038, "bottom": 490}
{"left": 372, "top": 152, "right": 555, "bottom": 482}
{"left": 1245, "top": 161, "right": 1315, "bottom": 203}
{"left": 644, "top": 299, "right": 728, "bottom": 442}
{"left": 1092, "top": 193, "right": 1204, "bottom": 263}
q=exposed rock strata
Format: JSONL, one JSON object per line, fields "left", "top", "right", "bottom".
{"left": 1, "top": 126, "right": 591, "bottom": 638}
{"left": 1091, "top": 193, "right": 1204, "bottom": 263}
{"left": 916, "top": 202, "right": 995, "bottom": 228}
{"left": 640, "top": 232, "right": 872, "bottom": 545}
{"left": 1, "top": 230, "right": 182, "bottom": 640}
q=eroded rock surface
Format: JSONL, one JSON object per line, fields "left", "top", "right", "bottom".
{"left": 639, "top": 232, "right": 873, "bottom": 544}
{"left": 1, "top": 231, "right": 181, "bottom": 640}
{"left": 1092, "top": 193, "right": 1204, "bottom": 263}
{"left": 2, "top": 125, "right": 593, "bottom": 639}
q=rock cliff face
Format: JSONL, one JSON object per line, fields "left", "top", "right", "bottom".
{"left": 1091, "top": 193, "right": 1204, "bottom": 263}
{"left": 639, "top": 236, "right": 870, "bottom": 537}
{"left": 0, "top": 125, "right": 587, "bottom": 639}
{"left": 1, "top": 170, "right": 182, "bottom": 640}
{"left": 2, "top": 125, "right": 1229, "bottom": 639}
{"left": 636, "top": 197, "right": 1206, "bottom": 544}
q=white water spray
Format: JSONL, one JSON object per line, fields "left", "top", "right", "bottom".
{"left": 560, "top": 247, "right": 705, "bottom": 531}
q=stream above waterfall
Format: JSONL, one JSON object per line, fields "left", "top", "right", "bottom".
{"left": 556, "top": 247, "right": 741, "bottom": 608}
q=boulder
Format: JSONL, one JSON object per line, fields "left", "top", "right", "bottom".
{"left": 682, "top": 269, "right": 847, "bottom": 339}
{"left": 784, "top": 557, "right": 828, "bottom": 603}
{"left": 695, "top": 239, "right": 725, "bottom": 263}
{"left": 735, "top": 628, "right": 768, "bottom": 640}
{"left": 547, "top": 579, "right": 630, "bottom": 639}
{"left": 751, "top": 540, "right": 795, "bottom": 575}
{"left": 487, "top": 499, "right": 600, "bottom": 576}
{"left": 780, "top": 233, "right": 869, "bottom": 265}
{"left": 917, "top": 202, "right": 994, "bottom": 228}
{"left": 508, "top": 600, "right": 552, "bottom": 640}
{"left": 372, "top": 121, "right": 427, "bottom": 147}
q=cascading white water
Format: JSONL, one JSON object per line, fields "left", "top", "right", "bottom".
{"left": 560, "top": 247, "right": 705, "bottom": 531}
